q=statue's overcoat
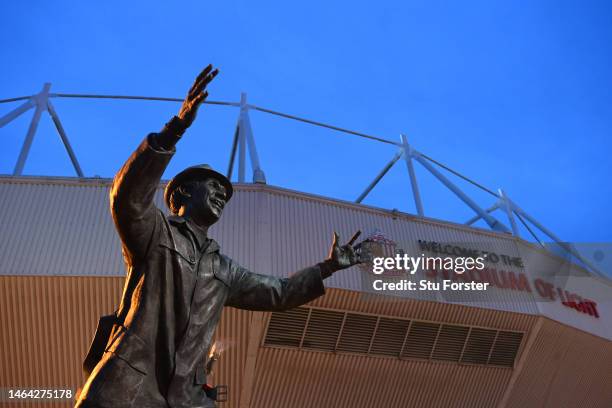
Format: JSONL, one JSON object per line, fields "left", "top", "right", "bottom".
{"left": 76, "top": 134, "right": 327, "bottom": 407}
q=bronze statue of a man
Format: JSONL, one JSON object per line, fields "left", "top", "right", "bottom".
{"left": 75, "top": 65, "right": 362, "bottom": 408}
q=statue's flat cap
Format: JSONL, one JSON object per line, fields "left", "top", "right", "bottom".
{"left": 164, "top": 164, "right": 233, "bottom": 210}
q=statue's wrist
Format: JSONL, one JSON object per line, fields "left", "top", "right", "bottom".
{"left": 155, "top": 116, "right": 187, "bottom": 150}
{"left": 318, "top": 259, "right": 340, "bottom": 279}
{"left": 163, "top": 116, "right": 188, "bottom": 137}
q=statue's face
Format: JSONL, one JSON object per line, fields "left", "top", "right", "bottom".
{"left": 187, "top": 178, "right": 228, "bottom": 225}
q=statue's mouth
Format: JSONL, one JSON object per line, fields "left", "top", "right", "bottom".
{"left": 210, "top": 197, "right": 225, "bottom": 211}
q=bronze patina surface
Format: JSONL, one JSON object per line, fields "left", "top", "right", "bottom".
{"left": 75, "top": 66, "right": 362, "bottom": 408}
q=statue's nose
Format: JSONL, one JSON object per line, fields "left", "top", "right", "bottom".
{"left": 214, "top": 191, "right": 227, "bottom": 203}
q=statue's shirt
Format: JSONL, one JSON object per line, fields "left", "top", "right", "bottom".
{"left": 166, "top": 217, "right": 227, "bottom": 404}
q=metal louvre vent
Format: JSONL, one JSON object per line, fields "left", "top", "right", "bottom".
{"left": 401, "top": 321, "right": 440, "bottom": 359}
{"left": 336, "top": 313, "right": 378, "bottom": 354}
{"left": 263, "top": 307, "right": 524, "bottom": 368}
{"left": 302, "top": 309, "right": 344, "bottom": 351}
{"left": 431, "top": 325, "right": 470, "bottom": 362}
{"left": 461, "top": 328, "right": 497, "bottom": 364}
{"left": 489, "top": 331, "right": 524, "bottom": 367}
{"left": 264, "top": 307, "right": 309, "bottom": 347}
{"left": 370, "top": 318, "right": 411, "bottom": 356}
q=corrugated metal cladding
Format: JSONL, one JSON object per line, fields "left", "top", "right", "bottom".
{"left": 0, "top": 176, "right": 526, "bottom": 279}
{"left": 1, "top": 176, "right": 611, "bottom": 337}
{"left": 0, "top": 177, "right": 262, "bottom": 276}
{"left": 0, "top": 177, "right": 124, "bottom": 276}
{"left": 251, "top": 290, "right": 611, "bottom": 408}
{"left": 0, "top": 275, "right": 254, "bottom": 408}
{"left": 504, "top": 318, "right": 612, "bottom": 408}
{"left": 1, "top": 278, "right": 611, "bottom": 408}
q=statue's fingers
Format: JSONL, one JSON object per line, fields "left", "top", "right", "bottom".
{"left": 196, "top": 71, "right": 218, "bottom": 93}
{"left": 198, "top": 69, "right": 218, "bottom": 87}
{"left": 333, "top": 231, "right": 340, "bottom": 247}
{"left": 342, "top": 244, "right": 355, "bottom": 256}
{"left": 195, "top": 64, "right": 213, "bottom": 85}
{"left": 346, "top": 230, "right": 361, "bottom": 246}
{"left": 190, "top": 69, "right": 219, "bottom": 99}
{"left": 208, "top": 68, "right": 219, "bottom": 82}
{"left": 356, "top": 245, "right": 370, "bottom": 263}
{"left": 194, "top": 91, "right": 208, "bottom": 105}
{"left": 343, "top": 245, "right": 358, "bottom": 264}
{"left": 188, "top": 66, "right": 214, "bottom": 97}
{"left": 189, "top": 78, "right": 207, "bottom": 99}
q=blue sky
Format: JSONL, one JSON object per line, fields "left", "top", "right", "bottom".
{"left": 1, "top": 1, "right": 611, "bottom": 254}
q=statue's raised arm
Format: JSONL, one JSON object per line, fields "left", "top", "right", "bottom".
{"left": 109, "top": 65, "right": 219, "bottom": 264}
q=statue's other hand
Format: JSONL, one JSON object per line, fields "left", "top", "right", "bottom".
{"left": 327, "top": 230, "right": 362, "bottom": 271}
{"left": 177, "top": 64, "right": 219, "bottom": 129}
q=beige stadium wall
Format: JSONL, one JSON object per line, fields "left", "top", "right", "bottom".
{"left": 2, "top": 276, "right": 611, "bottom": 408}
{"left": 0, "top": 275, "right": 254, "bottom": 408}
{"left": 2, "top": 177, "right": 611, "bottom": 339}
{"left": 1, "top": 276, "right": 122, "bottom": 408}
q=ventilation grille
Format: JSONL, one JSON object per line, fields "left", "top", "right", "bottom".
{"left": 401, "top": 321, "right": 439, "bottom": 359}
{"left": 336, "top": 313, "right": 378, "bottom": 354}
{"left": 488, "top": 330, "right": 523, "bottom": 367}
{"left": 264, "top": 307, "right": 523, "bottom": 368}
{"left": 461, "top": 328, "right": 497, "bottom": 365}
{"left": 370, "top": 318, "right": 410, "bottom": 356}
{"left": 432, "top": 324, "right": 470, "bottom": 362}
{"left": 302, "top": 309, "right": 344, "bottom": 351}
{"left": 264, "top": 307, "right": 309, "bottom": 347}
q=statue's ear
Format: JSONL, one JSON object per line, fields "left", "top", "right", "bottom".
{"left": 177, "top": 185, "right": 192, "bottom": 199}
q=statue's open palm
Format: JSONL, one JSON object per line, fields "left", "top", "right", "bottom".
{"left": 178, "top": 64, "right": 219, "bottom": 128}
{"left": 327, "top": 231, "right": 362, "bottom": 271}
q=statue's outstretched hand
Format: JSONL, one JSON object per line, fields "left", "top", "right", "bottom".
{"left": 178, "top": 64, "right": 219, "bottom": 129}
{"left": 327, "top": 230, "right": 363, "bottom": 271}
